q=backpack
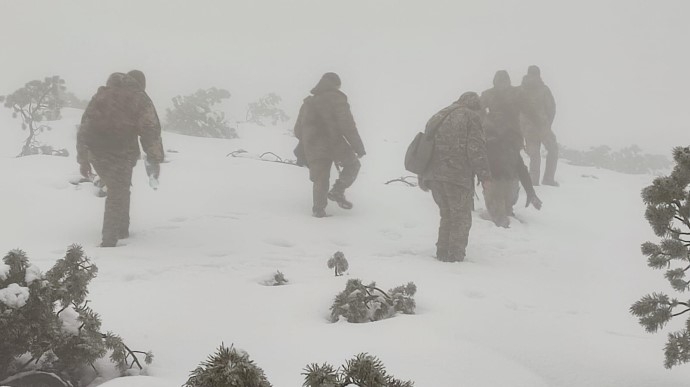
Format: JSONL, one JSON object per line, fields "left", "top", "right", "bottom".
{"left": 404, "top": 107, "right": 458, "bottom": 174}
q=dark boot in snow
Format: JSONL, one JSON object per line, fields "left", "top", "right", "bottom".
{"left": 328, "top": 189, "right": 353, "bottom": 209}
{"left": 312, "top": 208, "right": 329, "bottom": 218}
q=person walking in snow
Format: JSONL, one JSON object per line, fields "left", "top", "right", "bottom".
{"left": 419, "top": 92, "right": 491, "bottom": 262}
{"left": 293, "top": 72, "right": 366, "bottom": 217}
{"left": 519, "top": 65, "right": 558, "bottom": 186}
{"left": 76, "top": 71, "right": 164, "bottom": 247}
{"left": 480, "top": 70, "right": 542, "bottom": 228}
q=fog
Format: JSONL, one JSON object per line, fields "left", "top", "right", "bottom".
{"left": 1, "top": 0, "right": 688, "bottom": 153}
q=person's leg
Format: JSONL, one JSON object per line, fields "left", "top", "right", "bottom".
{"left": 483, "top": 179, "right": 510, "bottom": 227}
{"left": 542, "top": 128, "right": 559, "bottom": 186}
{"left": 430, "top": 181, "right": 450, "bottom": 261}
{"left": 309, "top": 160, "right": 332, "bottom": 217}
{"left": 524, "top": 134, "right": 542, "bottom": 186}
{"left": 92, "top": 157, "right": 130, "bottom": 246}
{"left": 330, "top": 150, "right": 360, "bottom": 209}
{"left": 445, "top": 183, "right": 474, "bottom": 261}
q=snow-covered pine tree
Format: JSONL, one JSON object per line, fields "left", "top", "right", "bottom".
{"left": 165, "top": 87, "right": 236, "bottom": 139}
{"left": 245, "top": 93, "right": 289, "bottom": 126}
{"left": 631, "top": 146, "right": 690, "bottom": 368}
{"left": 0, "top": 245, "right": 152, "bottom": 386}
{"left": 327, "top": 251, "right": 349, "bottom": 277}
{"left": 330, "top": 279, "right": 416, "bottom": 323}
{"left": 0, "top": 76, "right": 66, "bottom": 156}
{"left": 183, "top": 343, "right": 272, "bottom": 387}
{"left": 302, "top": 353, "right": 414, "bottom": 387}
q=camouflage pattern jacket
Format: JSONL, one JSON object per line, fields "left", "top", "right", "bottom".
{"left": 77, "top": 73, "right": 164, "bottom": 165}
{"left": 294, "top": 78, "right": 365, "bottom": 164}
{"left": 423, "top": 93, "right": 491, "bottom": 189}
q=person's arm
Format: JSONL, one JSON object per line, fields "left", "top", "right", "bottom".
{"left": 545, "top": 86, "right": 556, "bottom": 127}
{"left": 466, "top": 112, "right": 491, "bottom": 183}
{"left": 332, "top": 93, "right": 365, "bottom": 156}
{"left": 516, "top": 154, "right": 542, "bottom": 209}
{"left": 138, "top": 93, "right": 164, "bottom": 164}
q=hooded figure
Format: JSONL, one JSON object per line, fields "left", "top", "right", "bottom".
{"left": 293, "top": 72, "right": 366, "bottom": 217}
{"left": 420, "top": 91, "right": 491, "bottom": 262}
{"left": 77, "top": 72, "right": 164, "bottom": 247}
{"left": 480, "top": 71, "right": 542, "bottom": 228}
{"left": 519, "top": 65, "right": 558, "bottom": 186}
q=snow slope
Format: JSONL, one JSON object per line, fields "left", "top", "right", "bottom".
{"left": 1, "top": 109, "right": 689, "bottom": 386}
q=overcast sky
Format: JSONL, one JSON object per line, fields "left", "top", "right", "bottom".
{"left": 0, "top": 0, "right": 687, "bottom": 153}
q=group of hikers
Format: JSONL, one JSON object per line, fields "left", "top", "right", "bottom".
{"left": 76, "top": 66, "right": 558, "bottom": 262}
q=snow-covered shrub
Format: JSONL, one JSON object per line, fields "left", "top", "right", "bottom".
{"left": 560, "top": 144, "right": 670, "bottom": 175}
{"left": 164, "top": 87, "right": 236, "bottom": 139}
{"left": 302, "top": 353, "right": 414, "bottom": 387}
{"left": 631, "top": 146, "right": 690, "bottom": 368}
{"left": 0, "top": 76, "right": 66, "bottom": 156}
{"left": 261, "top": 271, "right": 288, "bottom": 286}
{"left": 327, "top": 251, "right": 349, "bottom": 277}
{"left": 245, "top": 93, "right": 289, "bottom": 127}
{"left": 183, "top": 343, "right": 272, "bottom": 387}
{"left": 330, "top": 279, "right": 416, "bottom": 323}
{"left": 0, "top": 245, "right": 152, "bottom": 386}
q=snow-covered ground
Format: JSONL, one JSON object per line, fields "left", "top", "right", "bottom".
{"left": 1, "top": 108, "right": 689, "bottom": 386}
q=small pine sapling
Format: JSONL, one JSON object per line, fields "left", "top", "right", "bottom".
{"left": 183, "top": 343, "right": 272, "bottom": 387}
{"left": 327, "top": 251, "right": 349, "bottom": 277}
{"left": 302, "top": 353, "right": 414, "bottom": 387}
{"left": 262, "top": 270, "right": 288, "bottom": 286}
{"left": 631, "top": 146, "right": 690, "bottom": 368}
{"left": 330, "top": 279, "right": 416, "bottom": 323}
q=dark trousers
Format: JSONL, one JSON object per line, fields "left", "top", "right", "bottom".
{"left": 308, "top": 157, "right": 360, "bottom": 212}
{"left": 430, "top": 181, "right": 474, "bottom": 261}
{"left": 483, "top": 178, "right": 519, "bottom": 227}
{"left": 92, "top": 155, "right": 135, "bottom": 244}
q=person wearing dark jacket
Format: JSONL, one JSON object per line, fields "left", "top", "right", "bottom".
{"left": 520, "top": 65, "right": 558, "bottom": 186}
{"left": 77, "top": 72, "right": 164, "bottom": 247}
{"left": 293, "top": 73, "right": 366, "bottom": 217}
{"left": 420, "top": 92, "right": 491, "bottom": 262}
{"left": 481, "top": 70, "right": 542, "bottom": 227}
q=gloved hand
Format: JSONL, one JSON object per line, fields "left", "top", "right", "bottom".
{"left": 80, "top": 162, "right": 93, "bottom": 178}
{"left": 357, "top": 151, "right": 366, "bottom": 159}
{"left": 145, "top": 159, "right": 160, "bottom": 179}
{"left": 526, "top": 191, "right": 542, "bottom": 210}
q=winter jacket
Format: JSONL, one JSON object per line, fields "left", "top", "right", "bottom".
{"left": 294, "top": 77, "right": 365, "bottom": 164}
{"left": 422, "top": 92, "right": 491, "bottom": 189}
{"left": 77, "top": 73, "right": 164, "bottom": 165}
{"left": 519, "top": 74, "right": 556, "bottom": 135}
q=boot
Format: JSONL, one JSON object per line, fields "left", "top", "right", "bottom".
{"left": 312, "top": 208, "right": 329, "bottom": 218}
{"left": 100, "top": 238, "right": 117, "bottom": 248}
{"left": 328, "top": 188, "right": 353, "bottom": 210}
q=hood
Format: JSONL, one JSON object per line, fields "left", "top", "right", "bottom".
{"left": 105, "top": 72, "right": 140, "bottom": 89}
{"left": 527, "top": 65, "right": 541, "bottom": 77}
{"left": 521, "top": 74, "right": 543, "bottom": 88}
{"left": 456, "top": 91, "right": 481, "bottom": 111}
{"left": 493, "top": 70, "right": 511, "bottom": 89}
{"left": 311, "top": 72, "right": 341, "bottom": 95}
{"left": 127, "top": 70, "right": 146, "bottom": 91}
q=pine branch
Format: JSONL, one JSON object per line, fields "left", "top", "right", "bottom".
{"left": 672, "top": 308, "right": 690, "bottom": 318}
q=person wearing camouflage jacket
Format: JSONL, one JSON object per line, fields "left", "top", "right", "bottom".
{"left": 420, "top": 92, "right": 491, "bottom": 262}
{"left": 519, "top": 65, "right": 558, "bottom": 186}
{"left": 294, "top": 72, "right": 365, "bottom": 217}
{"left": 77, "top": 71, "right": 164, "bottom": 247}
{"left": 481, "top": 70, "right": 542, "bottom": 228}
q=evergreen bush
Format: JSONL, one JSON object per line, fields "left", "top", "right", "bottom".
{"left": 0, "top": 245, "right": 152, "bottom": 386}
{"left": 302, "top": 353, "right": 414, "bottom": 387}
{"left": 631, "top": 146, "right": 690, "bottom": 368}
{"left": 330, "top": 279, "right": 416, "bottom": 323}
{"left": 183, "top": 343, "right": 272, "bottom": 387}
